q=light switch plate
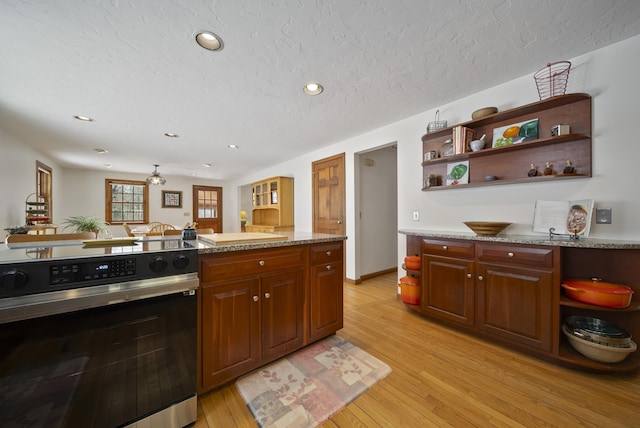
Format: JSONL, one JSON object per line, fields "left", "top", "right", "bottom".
{"left": 596, "top": 208, "right": 612, "bottom": 224}
{"left": 412, "top": 211, "right": 420, "bottom": 221}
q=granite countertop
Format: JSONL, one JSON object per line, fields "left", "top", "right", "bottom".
{"left": 399, "top": 229, "right": 640, "bottom": 250}
{"left": 195, "top": 231, "right": 347, "bottom": 254}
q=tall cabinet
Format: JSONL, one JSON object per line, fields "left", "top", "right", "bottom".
{"left": 246, "top": 176, "right": 294, "bottom": 232}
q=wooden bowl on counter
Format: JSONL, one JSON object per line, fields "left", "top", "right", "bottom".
{"left": 463, "top": 221, "right": 512, "bottom": 236}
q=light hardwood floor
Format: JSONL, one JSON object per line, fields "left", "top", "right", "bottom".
{"left": 196, "top": 272, "right": 640, "bottom": 427}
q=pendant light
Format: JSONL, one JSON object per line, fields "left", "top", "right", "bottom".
{"left": 146, "top": 164, "right": 166, "bottom": 185}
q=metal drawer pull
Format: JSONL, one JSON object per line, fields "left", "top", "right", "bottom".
{"left": 326, "top": 265, "right": 331, "bottom": 271}
{"left": 326, "top": 251, "right": 331, "bottom": 256}
{"left": 442, "top": 245, "right": 448, "bottom": 250}
{"left": 253, "top": 295, "right": 259, "bottom": 302}
{"left": 508, "top": 252, "right": 515, "bottom": 257}
{"left": 467, "top": 273, "right": 472, "bottom": 279}
{"left": 259, "top": 260, "right": 265, "bottom": 266}
{"left": 478, "top": 275, "right": 484, "bottom": 281}
{"left": 264, "top": 292, "right": 271, "bottom": 299}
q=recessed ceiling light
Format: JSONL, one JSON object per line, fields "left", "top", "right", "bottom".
{"left": 203, "top": 163, "right": 212, "bottom": 168}
{"left": 164, "top": 132, "right": 179, "bottom": 138}
{"left": 227, "top": 144, "right": 239, "bottom": 149}
{"left": 104, "top": 164, "right": 112, "bottom": 168}
{"left": 74, "top": 115, "right": 94, "bottom": 121}
{"left": 303, "top": 83, "right": 324, "bottom": 95}
{"left": 94, "top": 148, "right": 109, "bottom": 154}
{"left": 196, "top": 31, "right": 223, "bottom": 51}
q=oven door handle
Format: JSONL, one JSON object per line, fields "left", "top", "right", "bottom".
{"left": 0, "top": 273, "right": 199, "bottom": 324}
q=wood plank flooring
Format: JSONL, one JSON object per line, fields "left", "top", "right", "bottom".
{"left": 196, "top": 272, "right": 640, "bottom": 427}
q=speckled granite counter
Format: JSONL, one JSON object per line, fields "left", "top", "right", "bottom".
{"left": 195, "top": 231, "right": 346, "bottom": 254}
{"left": 399, "top": 229, "right": 640, "bottom": 250}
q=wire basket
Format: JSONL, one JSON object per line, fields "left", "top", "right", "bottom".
{"left": 534, "top": 61, "right": 571, "bottom": 100}
{"left": 427, "top": 109, "right": 447, "bottom": 133}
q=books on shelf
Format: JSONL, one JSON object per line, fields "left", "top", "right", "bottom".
{"left": 533, "top": 199, "right": 594, "bottom": 237}
{"left": 453, "top": 125, "right": 475, "bottom": 154}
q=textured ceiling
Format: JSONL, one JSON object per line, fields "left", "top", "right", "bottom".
{"left": 1, "top": 0, "right": 640, "bottom": 180}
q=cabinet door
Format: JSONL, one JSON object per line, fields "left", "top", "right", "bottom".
{"left": 309, "top": 261, "right": 344, "bottom": 341}
{"left": 200, "top": 278, "right": 260, "bottom": 390}
{"left": 261, "top": 269, "right": 305, "bottom": 361}
{"left": 422, "top": 255, "right": 475, "bottom": 326}
{"left": 476, "top": 263, "right": 553, "bottom": 352}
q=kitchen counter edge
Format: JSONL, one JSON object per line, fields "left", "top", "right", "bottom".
{"left": 195, "top": 232, "right": 347, "bottom": 254}
{"left": 399, "top": 229, "right": 640, "bottom": 250}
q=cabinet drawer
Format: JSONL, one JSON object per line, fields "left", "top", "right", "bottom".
{"left": 476, "top": 243, "right": 554, "bottom": 267}
{"left": 200, "top": 247, "right": 305, "bottom": 283}
{"left": 310, "top": 242, "right": 343, "bottom": 265}
{"left": 421, "top": 239, "right": 474, "bottom": 258}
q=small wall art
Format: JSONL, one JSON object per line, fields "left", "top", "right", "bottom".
{"left": 162, "top": 190, "right": 182, "bottom": 208}
{"left": 492, "top": 118, "right": 538, "bottom": 147}
{"left": 446, "top": 161, "right": 469, "bottom": 185}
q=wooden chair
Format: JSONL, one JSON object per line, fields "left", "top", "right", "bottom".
{"left": 147, "top": 223, "right": 176, "bottom": 236}
{"left": 6, "top": 232, "right": 96, "bottom": 243}
{"left": 163, "top": 229, "right": 183, "bottom": 236}
{"left": 122, "top": 223, "right": 134, "bottom": 237}
{"left": 197, "top": 228, "right": 214, "bottom": 234}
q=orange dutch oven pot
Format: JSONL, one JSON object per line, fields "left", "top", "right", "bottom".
{"left": 561, "top": 278, "right": 634, "bottom": 308}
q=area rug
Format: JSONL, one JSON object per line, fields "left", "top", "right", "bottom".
{"left": 236, "top": 335, "right": 391, "bottom": 428}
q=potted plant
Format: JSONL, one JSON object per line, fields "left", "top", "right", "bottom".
{"left": 62, "top": 216, "right": 110, "bottom": 238}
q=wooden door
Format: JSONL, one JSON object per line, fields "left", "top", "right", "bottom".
{"left": 312, "top": 153, "right": 345, "bottom": 235}
{"left": 200, "top": 278, "right": 260, "bottom": 391}
{"left": 476, "top": 263, "right": 553, "bottom": 352}
{"left": 261, "top": 269, "right": 305, "bottom": 361}
{"left": 193, "top": 185, "right": 222, "bottom": 232}
{"left": 422, "top": 255, "right": 475, "bottom": 326}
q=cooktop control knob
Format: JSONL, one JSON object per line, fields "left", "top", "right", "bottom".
{"left": 173, "top": 255, "right": 190, "bottom": 270}
{"left": 0, "top": 269, "right": 28, "bottom": 290}
{"left": 149, "top": 256, "right": 168, "bottom": 273}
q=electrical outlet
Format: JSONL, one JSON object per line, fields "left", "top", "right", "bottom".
{"left": 412, "top": 211, "right": 420, "bottom": 221}
{"left": 596, "top": 208, "right": 612, "bottom": 224}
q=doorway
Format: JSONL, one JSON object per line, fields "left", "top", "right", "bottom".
{"left": 192, "top": 185, "right": 223, "bottom": 233}
{"left": 355, "top": 145, "right": 397, "bottom": 281}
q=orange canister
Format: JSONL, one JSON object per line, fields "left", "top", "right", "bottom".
{"left": 400, "top": 275, "right": 420, "bottom": 305}
{"left": 404, "top": 256, "right": 421, "bottom": 270}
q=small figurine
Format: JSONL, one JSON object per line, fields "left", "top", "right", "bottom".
{"left": 563, "top": 160, "right": 575, "bottom": 174}
{"left": 543, "top": 161, "right": 553, "bottom": 176}
{"left": 528, "top": 163, "right": 538, "bottom": 177}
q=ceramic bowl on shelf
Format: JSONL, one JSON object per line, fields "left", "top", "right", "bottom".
{"left": 471, "top": 107, "right": 498, "bottom": 120}
{"left": 463, "top": 221, "right": 512, "bottom": 236}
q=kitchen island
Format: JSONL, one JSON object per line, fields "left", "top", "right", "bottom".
{"left": 194, "top": 231, "right": 346, "bottom": 392}
{"left": 400, "top": 229, "right": 640, "bottom": 372}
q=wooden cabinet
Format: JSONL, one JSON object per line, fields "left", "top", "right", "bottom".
{"left": 309, "top": 242, "right": 344, "bottom": 341}
{"left": 421, "top": 94, "right": 591, "bottom": 190}
{"left": 246, "top": 176, "right": 294, "bottom": 232}
{"left": 199, "top": 247, "right": 305, "bottom": 391}
{"left": 198, "top": 240, "right": 345, "bottom": 392}
{"left": 407, "top": 234, "right": 640, "bottom": 372}
{"left": 419, "top": 238, "right": 558, "bottom": 354}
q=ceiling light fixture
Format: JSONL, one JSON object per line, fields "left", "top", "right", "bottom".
{"left": 303, "top": 83, "right": 324, "bottom": 95}
{"left": 203, "top": 163, "right": 211, "bottom": 168}
{"left": 74, "top": 115, "right": 94, "bottom": 121}
{"left": 146, "top": 164, "right": 166, "bottom": 185}
{"left": 94, "top": 148, "right": 109, "bottom": 154}
{"left": 196, "top": 31, "right": 223, "bottom": 51}
{"left": 227, "top": 144, "right": 239, "bottom": 149}
{"left": 164, "top": 132, "right": 179, "bottom": 138}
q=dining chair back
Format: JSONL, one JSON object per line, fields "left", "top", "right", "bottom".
{"left": 197, "top": 228, "right": 214, "bottom": 234}
{"left": 122, "top": 223, "right": 134, "bottom": 237}
{"left": 147, "top": 223, "right": 176, "bottom": 236}
{"left": 6, "top": 232, "right": 96, "bottom": 243}
{"left": 162, "top": 229, "right": 183, "bottom": 236}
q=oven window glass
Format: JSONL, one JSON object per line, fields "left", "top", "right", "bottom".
{"left": 0, "top": 291, "right": 196, "bottom": 427}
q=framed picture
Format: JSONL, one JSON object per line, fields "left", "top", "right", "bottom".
{"left": 492, "top": 118, "right": 539, "bottom": 148}
{"left": 162, "top": 190, "right": 182, "bottom": 208}
{"left": 446, "top": 161, "right": 469, "bottom": 185}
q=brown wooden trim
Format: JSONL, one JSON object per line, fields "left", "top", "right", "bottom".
{"left": 348, "top": 267, "right": 398, "bottom": 284}
{"left": 104, "top": 178, "right": 149, "bottom": 224}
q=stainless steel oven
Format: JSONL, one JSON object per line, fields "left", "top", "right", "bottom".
{"left": 0, "top": 239, "right": 199, "bottom": 428}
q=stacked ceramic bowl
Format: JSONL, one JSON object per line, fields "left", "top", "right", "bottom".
{"left": 562, "top": 316, "right": 636, "bottom": 363}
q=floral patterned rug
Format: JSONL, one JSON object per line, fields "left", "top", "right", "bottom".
{"left": 236, "top": 335, "right": 391, "bottom": 428}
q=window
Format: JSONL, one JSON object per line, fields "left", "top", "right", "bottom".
{"left": 36, "top": 161, "right": 52, "bottom": 222}
{"left": 105, "top": 179, "right": 149, "bottom": 224}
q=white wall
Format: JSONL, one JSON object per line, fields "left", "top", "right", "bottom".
{"left": 3, "top": 34, "right": 639, "bottom": 282}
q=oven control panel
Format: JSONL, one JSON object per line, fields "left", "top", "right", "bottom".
{"left": 50, "top": 258, "right": 137, "bottom": 285}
